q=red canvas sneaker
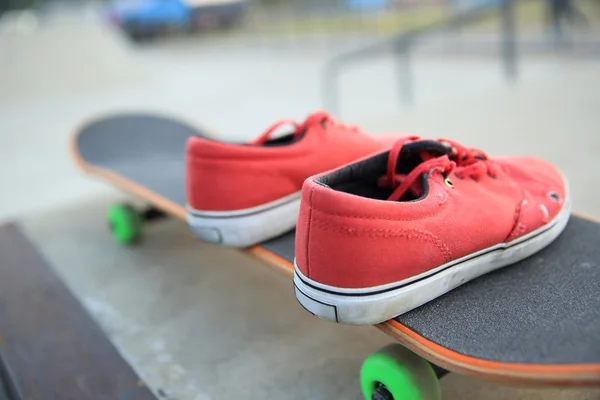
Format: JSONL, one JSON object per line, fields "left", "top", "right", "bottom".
{"left": 294, "top": 137, "right": 571, "bottom": 325}
{"left": 186, "top": 111, "right": 393, "bottom": 247}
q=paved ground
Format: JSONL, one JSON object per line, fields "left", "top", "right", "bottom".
{"left": 20, "top": 197, "right": 600, "bottom": 400}
{"left": 1, "top": 12, "right": 600, "bottom": 400}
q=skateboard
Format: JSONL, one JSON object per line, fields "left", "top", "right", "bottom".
{"left": 71, "top": 113, "right": 600, "bottom": 400}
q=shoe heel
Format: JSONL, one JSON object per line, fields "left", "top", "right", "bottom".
{"left": 294, "top": 284, "right": 339, "bottom": 322}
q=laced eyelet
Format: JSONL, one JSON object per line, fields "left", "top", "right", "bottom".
{"left": 470, "top": 176, "right": 479, "bottom": 183}
{"left": 444, "top": 176, "right": 454, "bottom": 188}
{"left": 454, "top": 173, "right": 465, "bottom": 180}
{"left": 488, "top": 172, "right": 498, "bottom": 179}
{"left": 548, "top": 191, "right": 561, "bottom": 202}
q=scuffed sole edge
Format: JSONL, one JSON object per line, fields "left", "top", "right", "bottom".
{"left": 294, "top": 194, "right": 572, "bottom": 325}
{"left": 187, "top": 193, "right": 301, "bottom": 248}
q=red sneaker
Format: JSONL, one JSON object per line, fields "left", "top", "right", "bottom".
{"left": 186, "top": 111, "right": 392, "bottom": 247}
{"left": 294, "top": 137, "right": 571, "bottom": 325}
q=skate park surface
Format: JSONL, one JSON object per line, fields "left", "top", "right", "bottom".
{"left": 1, "top": 9, "right": 600, "bottom": 400}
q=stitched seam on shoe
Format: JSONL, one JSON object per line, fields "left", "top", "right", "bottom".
{"left": 305, "top": 186, "right": 315, "bottom": 277}
{"left": 312, "top": 219, "right": 452, "bottom": 262}
{"left": 188, "top": 159, "right": 287, "bottom": 178}
{"left": 188, "top": 153, "right": 288, "bottom": 162}
{"left": 309, "top": 194, "right": 449, "bottom": 222}
{"left": 306, "top": 182, "right": 448, "bottom": 222}
{"left": 310, "top": 208, "right": 436, "bottom": 222}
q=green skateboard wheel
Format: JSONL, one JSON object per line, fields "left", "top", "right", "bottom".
{"left": 360, "top": 344, "right": 441, "bottom": 400}
{"left": 107, "top": 203, "right": 143, "bottom": 245}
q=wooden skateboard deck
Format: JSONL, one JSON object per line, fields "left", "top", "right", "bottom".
{"left": 71, "top": 114, "right": 600, "bottom": 390}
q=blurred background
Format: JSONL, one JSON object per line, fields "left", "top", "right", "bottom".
{"left": 1, "top": 0, "right": 599, "bottom": 398}
{"left": 1, "top": 0, "right": 599, "bottom": 219}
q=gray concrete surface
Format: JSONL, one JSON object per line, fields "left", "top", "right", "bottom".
{"left": 2, "top": 10, "right": 600, "bottom": 400}
{"left": 20, "top": 198, "right": 600, "bottom": 400}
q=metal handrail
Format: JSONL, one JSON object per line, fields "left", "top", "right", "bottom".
{"left": 323, "top": 0, "right": 518, "bottom": 115}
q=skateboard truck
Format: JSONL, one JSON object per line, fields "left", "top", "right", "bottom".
{"left": 141, "top": 207, "right": 166, "bottom": 222}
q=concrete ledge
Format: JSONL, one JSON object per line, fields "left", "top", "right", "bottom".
{"left": 0, "top": 223, "right": 156, "bottom": 400}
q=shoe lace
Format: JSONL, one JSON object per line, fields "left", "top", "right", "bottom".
{"left": 251, "top": 110, "right": 362, "bottom": 145}
{"left": 385, "top": 137, "right": 498, "bottom": 202}
{"left": 439, "top": 138, "right": 499, "bottom": 181}
{"left": 251, "top": 118, "right": 300, "bottom": 145}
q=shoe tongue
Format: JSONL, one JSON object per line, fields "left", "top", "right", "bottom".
{"left": 383, "top": 139, "right": 451, "bottom": 201}
{"left": 400, "top": 139, "right": 451, "bottom": 159}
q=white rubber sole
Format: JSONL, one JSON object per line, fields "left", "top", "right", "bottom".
{"left": 186, "top": 191, "right": 301, "bottom": 248}
{"left": 294, "top": 191, "right": 572, "bottom": 326}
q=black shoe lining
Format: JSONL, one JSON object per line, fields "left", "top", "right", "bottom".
{"left": 314, "top": 141, "right": 449, "bottom": 202}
